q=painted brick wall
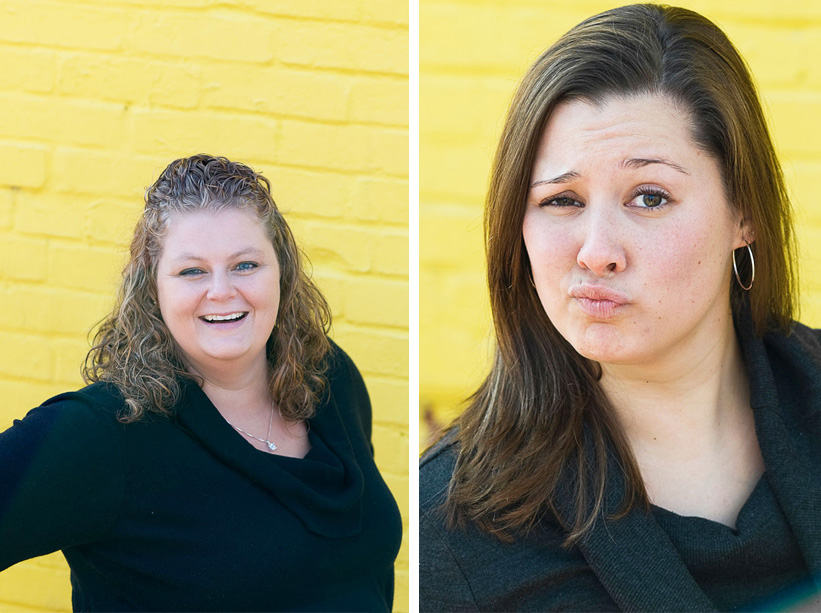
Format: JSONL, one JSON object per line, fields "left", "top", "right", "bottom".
{"left": 0, "top": 1, "right": 409, "bottom": 610}
{"left": 421, "top": 0, "right": 821, "bottom": 444}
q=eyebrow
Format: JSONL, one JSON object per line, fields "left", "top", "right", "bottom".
{"left": 529, "top": 171, "right": 581, "bottom": 188}
{"left": 529, "top": 158, "right": 690, "bottom": 188}
{"left": 622, "top": 157, "right": 690, "bottom": 175}
{"left": 170, "top": 248, "right": 265, "bottom": 262}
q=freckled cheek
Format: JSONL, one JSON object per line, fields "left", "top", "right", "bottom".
{"left": 643, "top": 230, "right": 728, "bottom": 304}
{"left": 524, "top": 226, "right": 579, "bottom": 281}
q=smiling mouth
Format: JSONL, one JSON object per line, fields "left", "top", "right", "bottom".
{"left": 200, "top": 312, "right": 248, "bottom": 323}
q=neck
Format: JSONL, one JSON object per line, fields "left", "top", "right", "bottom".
{"left": 187, "top": 355, "right": 272, "bottom": 421}
{"left": 600, "top": 313, "right": 750, "bottom": 450}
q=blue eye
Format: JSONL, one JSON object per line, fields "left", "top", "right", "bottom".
{"left": 235, "top": 261, "right": 258, "bottom": 272}
{"left": 179, "top": 268, "right": 205, "bottom": 276}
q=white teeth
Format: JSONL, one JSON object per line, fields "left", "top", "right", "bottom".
{"left": 202, "top": 312, "right": 245, "bottom": 322}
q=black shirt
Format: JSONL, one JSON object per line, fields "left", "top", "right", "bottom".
{"left": 654, "top": 475, "right": 814, "bottom": 611}
{"left": 420, "top": 315, "right": 821, "bottom": 611}
{"left": 0, "top": 344, "right": 402, "bottom": 612}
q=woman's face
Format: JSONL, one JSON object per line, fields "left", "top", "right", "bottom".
{"left": 523, "top": 94, "right": 748, "bottom": 368}
{"left": 156, "top": 208, "right": 280, "bottom": 378}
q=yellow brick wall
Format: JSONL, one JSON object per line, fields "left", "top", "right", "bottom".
{"left": 421, "top": 0, "right": 821, "bottom": 445}
{"left": 0, "top": 1, "right": 409, "bottom": 611}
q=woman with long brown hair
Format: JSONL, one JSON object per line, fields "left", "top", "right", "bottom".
{"left": 0, "top": 155, "right": 402, "bottom": 611}
{"left": 420, "top": 4, "right": 820, "bottom": 611}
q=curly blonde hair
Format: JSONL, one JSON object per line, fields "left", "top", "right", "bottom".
{"left": 84, "top": 154, "right": 331, "bottom": 423}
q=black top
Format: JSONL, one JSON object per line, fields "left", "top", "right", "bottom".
{"left": 653, "top": 476, "right": 815, "bottom": 611}
{"left": 420, "top": 311, "right": 821, "bottom": 612}
{"left": 0, "top": 344, "right": 403, "bottom": 612}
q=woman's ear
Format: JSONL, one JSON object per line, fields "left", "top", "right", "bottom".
{"left": 735, "top": 216, "right": 755, "bottom": 249}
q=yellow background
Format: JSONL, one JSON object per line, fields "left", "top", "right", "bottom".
{"left": 0, "top": 0, "right": 409, "bottom": 610}
{"left": 420, "top": 0, "right": 821, "bottom": 447}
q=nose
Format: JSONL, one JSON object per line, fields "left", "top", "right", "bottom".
{"left": 576, "top": 210, "right": 627, "bottom": 277}
{"left": 206, "top": 270, "right": 236, "bottom": 301}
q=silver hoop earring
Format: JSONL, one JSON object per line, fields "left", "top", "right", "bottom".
{"left": 732, "top": 242, "right": 755, "bottom": 291}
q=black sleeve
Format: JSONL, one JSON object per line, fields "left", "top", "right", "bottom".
{"left": 420, "top": 507, "right": 479, "bottom": 612}
{"left": 0, "top": 391, "right": 125, "bottom": 570}
{"left": 419, "top": 436, "right": 480, "bottom": 612}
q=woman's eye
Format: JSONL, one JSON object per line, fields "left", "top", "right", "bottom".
{"left": 235, "top": 261, "right": 258, "bottom": 272}
{"left": 628, "top": 189, "right": 670, "bottom": 209}
{"left": 540, "top": 195, "right": 583, "bottom": 208}
{"left": 179, "top": 268, "right": 205, "bottom": 276}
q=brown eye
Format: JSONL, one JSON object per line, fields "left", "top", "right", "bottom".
{"left": 642, "top": 194, "right": 663, "bottom": 207}
{"left": 542, "top": 196, "right": 583, "bottom": 208}
{"left": 627, "top": 188, "right": 670, "bottom": 210}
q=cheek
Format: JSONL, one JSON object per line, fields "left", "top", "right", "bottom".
{"left": 523, "top": 219, "right": 576, "bottom": 279}
{"left": 156, "top": 281, "right": 199, "bottom": 324}
{"left": 651, "top": 226, "right": 729, "bottom": 286}
{"left": 636, "top": 228, "right": 733, "bottom": 330}
{"left": 245, "top": 275, "right": 281, "bottom": 318}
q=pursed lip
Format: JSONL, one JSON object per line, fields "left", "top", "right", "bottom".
{"left": 570, "top": 285, "right": 629, "bottom": 319}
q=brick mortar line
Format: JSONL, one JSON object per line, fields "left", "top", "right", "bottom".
{"left": 2, "top": 0, "right": 410, "bottom": 31}
{"left": 0, "top": 45, "right": 409, "bottom": 80}
{"left": 43, "top": 48, "right": 412, "bottom": 84}
{"left": 0, "top": 152, "right": 411, "bottom": 185}
{"left": 331, "top": 324, "right": 408, "bottom": 338}
{"left": 284, "top": 217, "right": 410, "bottom": 231}
{"left": 8, "top": 207, "right": 411, "bottom": 232}
{"left": 0, "top": 92, "right": 411, "bottom": 131}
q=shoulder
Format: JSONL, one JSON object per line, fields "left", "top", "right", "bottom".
{"left": 14, "top": 382, "right": 126, "bottom": 439}
{"left": 419, "top": 430, "right": 480, "bottom": 610}
{"left": 418, "top": 429, "right": 600, "bottom": 611}
{"left": 780, "top": 321, "right": 821, "bottom": 357}
{"left": 325, "top": 339, "right": 365, "bottom": 389}
{"left": 420, "top": 428, "right": 459, "bottom": 513}
{"left": 763, "top": 321, "right": 821, "bottom": 362}
{"left": 762, "top": 322, "right": 821, "bottom": 389}
{"left": 324, "top": 339, "right": 368, "bottom": 403}
{"left": 759, "top": 322, "right": 821, "bottom": 428}
{"left": 2, "top": 382, "right": 128, "bottom": 480}
{"left": 321, "top": 339, "right": 372, "bottom": 439}
{"left": 0, "top": 383, "right": 127, "bottom": 569}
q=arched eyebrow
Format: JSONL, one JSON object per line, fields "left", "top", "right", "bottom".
{"left": 622, "top": 157, "right": 690, "bottom": 175}
{"left": 170, "top": 248, "right": 265, "bottom": 263}
{"left": 529, "top": 157, "right": 689, "bottom": 189}
{"left": 529, "top": 171, "right": 581, "bottom": 188}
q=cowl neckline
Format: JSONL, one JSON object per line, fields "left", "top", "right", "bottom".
{"left": 173, "top": 378, "right": 364, "bottom": 539}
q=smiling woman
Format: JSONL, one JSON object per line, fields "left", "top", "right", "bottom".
{"left": 157, "top": 211, "right": 282, "bottom": 375}
{"left": 420, "top": 4, "right": 821, "bottom": 611}
{"left": 0, "top": 155, "right": 403, "bottom": 611}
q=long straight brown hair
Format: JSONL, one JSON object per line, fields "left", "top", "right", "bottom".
{"left": 444, "top": 4, "right": 797, "bottom": 546}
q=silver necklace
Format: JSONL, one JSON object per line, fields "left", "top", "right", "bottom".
{"left": 225, "top": 401, "right": 277, "bottom": 452}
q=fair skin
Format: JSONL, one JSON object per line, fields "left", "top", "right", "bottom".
{"left": 523, "top": 94, "right": 763, "bottom": 528}
{"left": 156, "top": 208, "right": 310, "bottom": 459}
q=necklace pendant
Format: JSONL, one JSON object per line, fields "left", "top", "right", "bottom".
{"left": 267, "top": 441, "right": 277, "bottom": 451}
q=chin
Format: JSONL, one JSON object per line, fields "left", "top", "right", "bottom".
{"left": 565, "top": 323, "right": 631, "bottom": 364}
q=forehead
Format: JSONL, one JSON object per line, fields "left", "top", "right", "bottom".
{"left": 158, "top": 208, "right": 273, "bottom": 257}
{"left": 532, "top": 94, "right": 700, "bottom": 176}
